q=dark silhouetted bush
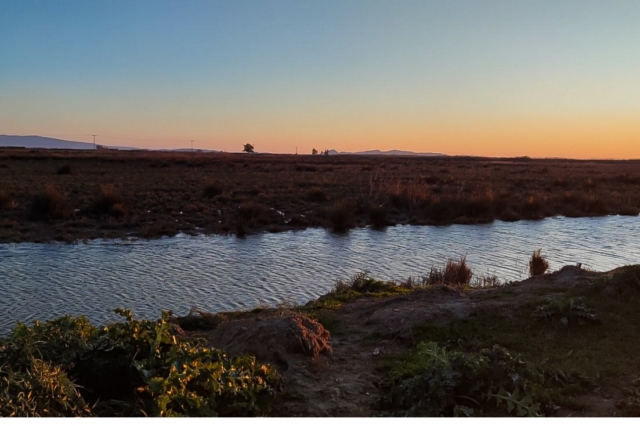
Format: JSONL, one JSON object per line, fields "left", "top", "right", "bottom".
{"left": 369, "top": 205, "right": 389, "bottom": 229}
{"left": 203, "top": 180, "right": 223, "bottom": 198}
{"left": 529, "top": 249, "right": 549, "bottom": 277}
{"left": 27, "top": 186, "right": 68, "bottom": 221}
{"left": 306, "top": 188, "right": 328, "bottom": 202}
{"left": 89, "top": 185, "right": 125, "bottom": 218}
{"left": 427, "top": 257, "right": 473, "bottom": 285}
{"left": 327, "top": 201, "right": 355, "bottom": 233}
{"left": 56, "top": 164, "right": 73, "bottom": 175}
{"left": 0, "top": 190, "right": 12, "bottom": 210}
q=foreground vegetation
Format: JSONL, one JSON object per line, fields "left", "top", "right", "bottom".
{"left": 0, "top": 309, "right": 279, "bottom": 417}
{"left": 3, "top": 258, "right": 640, "bottom": 416}
{"left": 1, "top": 148, "right": 640, "bottom": 242}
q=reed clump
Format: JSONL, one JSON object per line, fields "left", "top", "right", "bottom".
{"left": 56, "top": 164, "right": 73, "bottom": 175}
{"left": 203, "top": 180, "right": 223, "bottom": 198}
{"left": 529, "top": 249, "right": 549, "bottom": 277}
{"left": 26, "top": 186, "right": 68, "bottom": 221}
{"left": 327, "top": 200, "right": 355, "bottom": 233}
{"left": 427, "top": 257, "right": 473, "bottom": 286}
{"left": 89, "top": 185, "right": 125, "bottom": 218}
{"left": 0, "top": 190, "right": 12, "bottom": 210}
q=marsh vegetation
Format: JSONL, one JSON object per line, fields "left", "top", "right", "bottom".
{"left": 1, "top": 148, "right": 639, "bottom": 242}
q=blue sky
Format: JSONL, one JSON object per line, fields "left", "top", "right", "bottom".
{"left": 1, "top": 0, "right": 639, "bottom": 157}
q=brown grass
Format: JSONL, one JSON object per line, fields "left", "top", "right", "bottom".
{"left": 427, "top": 257, "right": 473, "bottom": 285}
{"left": 327, "top": 200, "right": 355, "bottom": 233}
{"left": 0, "top": 190, "right": 12, "bottom": 210}
{"left": 1, "top": 149, "right": 640, "bottom": 242}
{"left": 529, "top": 249, "right": 549, "bottom": 277}
{"left": 26, "top": 186, "right": 68, "bottom": 221}
{"left": 89, "top": 185, "right": 125, "bottom": 218}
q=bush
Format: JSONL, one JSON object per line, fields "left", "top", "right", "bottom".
{"left": 89, "top": 185, "right": 125, "bottom": 218}
{"left": 529, "top": 249, "right": 549, "bottom": 277}
{"left": 56, "top": 165, "right": 73, "bottom": 175}
{"left": 0, "top": 310, "right": 280, "bottom": 417}
{"left": 0, "top": 190, "right": 12, "bottom": 210}
{"left": 305, "top": 188, "right": 328, "bottom": 202}
{"left": 379, "top": 342, "right": 549, "bottom": 416}
{"left": 369, "top": 205, "right": 389, "bottom": 229}
{"left": 203, "top": 181, "right": 223, "bottom": 198}
{"left": 427, "top": 257, "right": 473, "bottom": 286}
{"left": 327, "top": 200, "right": 355, "bottom": 233}
{"left": 26, "top": 186, "right": 68, "bottom": 221}
{"left": 0, "top": 360, "right": 90, "bottom": 417}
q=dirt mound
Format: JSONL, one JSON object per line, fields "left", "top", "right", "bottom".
{"left": 601, "top": 265, "right": 640, "bottom": 297}
{"left": 205, "top": 313, "right": 331, "bottom": 364}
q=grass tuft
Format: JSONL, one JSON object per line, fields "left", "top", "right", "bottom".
{"left": 89, "top": 185, "right": 125, "bottom": 218}
{"left": 327, "top": 200, "right": 355, "bottom": 233}
{"left": 26, "top": 186, "right": 68, "bottom": 221}
{"left": 529, "top": 249, "right": 549, "bottom": 277}
{"left": 427, "top": 257, "right": 473, "bottom": 286}
{"left": 203, "top": 180, "right": 223, "bottom": 198}
{"left": 0, "top": 190, "right": 12, "bottom": 210}
{"left": 56, "top": 164, "right": 73, "bottom": 175}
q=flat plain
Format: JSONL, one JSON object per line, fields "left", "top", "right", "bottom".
{"left": 1, "top": 148, "right": 639, "bottom": 243}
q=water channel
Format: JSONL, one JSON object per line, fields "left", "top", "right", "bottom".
{"left": 1, "top": 215, "right": 639, "bottom": 333}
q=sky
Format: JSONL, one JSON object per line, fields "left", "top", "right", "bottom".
{"left": 1, "top": 0, "right": 639, "bottom": 158}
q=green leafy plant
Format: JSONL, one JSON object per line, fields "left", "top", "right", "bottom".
{"left": 533, "top": 297, "right": 599, "bottom": 325}
{"left": 379, "top": 342, "right": 549, "bottom": 416}
{"left": 0, "top": 309, "right": 280, "bottom": 417}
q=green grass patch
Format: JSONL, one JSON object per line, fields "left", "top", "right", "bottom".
{"left": 378, "top": 268, "right": 640, "bottom": 416}
{"left": 304, "top": 273, "right": 411, "bottom": 310}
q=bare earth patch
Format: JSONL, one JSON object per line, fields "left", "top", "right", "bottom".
{"left": 177, "top": 265, "right": 638, "bottom": 416}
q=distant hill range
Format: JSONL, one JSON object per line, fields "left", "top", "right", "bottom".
{"left": 327, "top": 149, "right": 445, "bottom": 156}
{"left": 0, "top": 135, "right": 98, "bottom": 150}
{"left": 1, "top": 135, "right": 444, "bottom": 156}
{"left": 0, "top": 135, "right": 142, "bottom": 150}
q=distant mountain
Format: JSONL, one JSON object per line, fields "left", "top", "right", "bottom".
{"left": 0, "top": 135, "right": 97, "bottom": 150}
{"left": 0, "top": 135, "right": 143, "bottom": 150}
{"left": 327, "top": 149, "right": 445, "bottom": 156}
{"left": 158, "top": 148, "right": 221, "bottom": 153}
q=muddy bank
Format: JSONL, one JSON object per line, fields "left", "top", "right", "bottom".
{"left": 177, "top": 264, "right": 640, "bottom": 416}
{"left": 1, "top": 149, "right": 640, "bottom": 243}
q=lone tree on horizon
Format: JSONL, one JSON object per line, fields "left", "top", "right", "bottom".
{"left": 243, "top": 143, "right": 254, "bottom": 153}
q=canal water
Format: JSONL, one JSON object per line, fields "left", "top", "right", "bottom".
{"left": 1, "top": 215, "right": 638, "bottom": 333}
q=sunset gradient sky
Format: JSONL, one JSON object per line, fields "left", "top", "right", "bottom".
{"left": 1, "top": 0, "right": 639, "bottom": 157}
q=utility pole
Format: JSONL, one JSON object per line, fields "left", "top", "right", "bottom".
{"left": 295, "top": 146, "right": 298, "bottom": 155}
{"left": 92, "top": 135, "right": 97, "bottom": 150}
{"left": 191, "top": 140, "right": 194, "bottom": 152}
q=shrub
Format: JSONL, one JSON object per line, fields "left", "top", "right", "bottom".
{"left": 533, "top": 297, "right": 598, "bottom": 325}
{"left": 237, "top": 202, "right": 276, "bottom": 226}
{"left": 327, "top": 200, "right": 355, "bottom": 233}
{"left": 369, "top": 204, "right": 389, "bottom": 229}
{"left": 427, "top": 257, "right": 473, "bottom": 286}
{"left": 56, "top": 164, "right": 73, "bottom": 175}
{"left": 0, "top": 190, "right": 12, "bottom": 210}
{"left": 305, "top": 188, "right": 328, "bottom": 202}
{"left": 379, "top": 342, "right": 548, "bottom": 416}
{"left": 0, "top": 360, "right": 91, "bottom": 417}
{"left": 89, "top": 185, "right": 125, "bottom": 218}
{"left": 203, "top": 181, "right": 223, "bottom": 198}
{"left": 529, "top": 249, "right": 549, "bottom": 277}
{"left": 0, "top": 310, "right": 280, "bottom": 417}
{"left": 26, "top": 186, "right": 68, "bottom": 221}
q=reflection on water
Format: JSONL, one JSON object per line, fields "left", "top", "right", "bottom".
{"left": 1, "top": 216, "right": 639, "bottom": 333}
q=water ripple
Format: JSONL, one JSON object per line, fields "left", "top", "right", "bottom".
{"left": 1, "top": 216, "right": 640, "bottom": 333}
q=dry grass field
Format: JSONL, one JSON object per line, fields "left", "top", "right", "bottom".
{"left": 0, "top": 148, "right": 639, "bottom": 243}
